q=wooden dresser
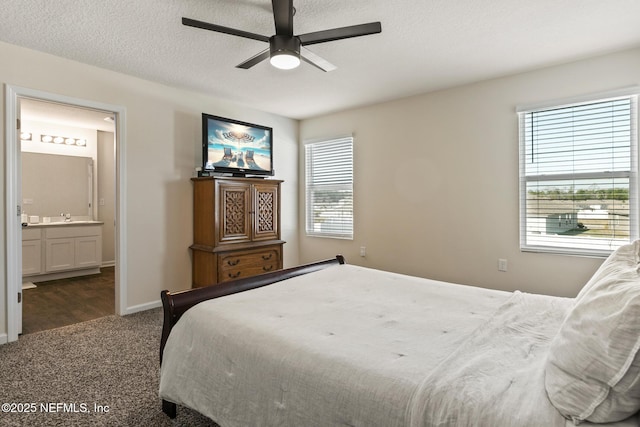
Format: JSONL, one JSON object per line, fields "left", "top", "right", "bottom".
{"left": 190, "top": 177, "right": 284, "bottom": 287}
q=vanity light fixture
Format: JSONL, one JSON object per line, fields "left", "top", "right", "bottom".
{"left": 20, "top": 132, "right": 32, "bottom": 141}
{"left": 40, "top": 134, "right": 87, "bottom": 147}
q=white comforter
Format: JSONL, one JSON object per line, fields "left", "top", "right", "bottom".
{"left": 159, "top": 264, "right": 639, "bottom": 427}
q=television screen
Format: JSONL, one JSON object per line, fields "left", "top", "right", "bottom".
{"left": 202, "top": 113, "right": 273, "bottom": 176}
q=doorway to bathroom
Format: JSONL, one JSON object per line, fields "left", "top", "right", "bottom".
{"left": 4, "top": 85, "right": 127, "bottom": 342}
{"left": 19, "top": 98, "right": 117, "bottom": 334}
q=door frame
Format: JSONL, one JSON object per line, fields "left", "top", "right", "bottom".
{"left": 4, "top": 84, "right": 128, "bottom": 342}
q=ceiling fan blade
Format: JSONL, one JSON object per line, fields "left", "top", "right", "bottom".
{"left": 300, "top": 48, "right": 337, "bottom": 72}
{"left": 272, "top": 0, "right": 294, "bottom": 36}
{"left": 182, "top": 17, "right": 269, "bottom": 43}
{"left": 236, "top": 49, "right": 271, "bottom": 69}
{"left": 298, "top": 22, "right": 382, "bottom": 46}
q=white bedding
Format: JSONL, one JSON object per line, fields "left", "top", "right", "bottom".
{"left": 159, "top": 264, "right": 640, "bottom": 427}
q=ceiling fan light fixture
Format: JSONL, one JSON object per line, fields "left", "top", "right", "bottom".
{"left": 269, "top": 35, "right": 301, "bottom": 70}
{"left": 270, "top": 51, "right": 300, "bottom": 70}
{"left": 182, "top": 0, "right": 382, "bottom": 72}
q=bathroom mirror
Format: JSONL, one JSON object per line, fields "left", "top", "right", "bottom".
{"left": 22, "top": 153, "right": 93, "bottom": 220}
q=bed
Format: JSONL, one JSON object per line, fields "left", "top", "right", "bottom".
{"left": 159, "top": 243, "right": 640, "bottom": 426}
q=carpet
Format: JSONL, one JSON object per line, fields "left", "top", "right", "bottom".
{"left": 0, "top": 308, "right": 217, "bottom": 426}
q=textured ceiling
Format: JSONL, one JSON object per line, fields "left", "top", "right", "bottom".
{"left": 2, "top": 0, "right": 640, "bottom": 120}
{"left": 20, "top": 98, "right": 116, "bottom": 132}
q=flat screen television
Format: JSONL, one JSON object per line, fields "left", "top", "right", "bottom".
{"left": 201, "top": 113, "right": 274, "bottom": 177}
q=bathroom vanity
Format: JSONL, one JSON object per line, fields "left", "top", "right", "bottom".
{"left": 22, "top": 221, "right": 103, "bottom": 281}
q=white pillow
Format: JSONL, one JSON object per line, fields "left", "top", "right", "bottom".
{"left": 576, "top": 241, "right": 640, "bottom": 300}
{"left": 545, "top": 240, "right": 640, "bottom": 424}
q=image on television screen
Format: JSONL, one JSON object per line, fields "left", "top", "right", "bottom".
{"left": 204, "top": 116, "right": 272, "bottom": 173}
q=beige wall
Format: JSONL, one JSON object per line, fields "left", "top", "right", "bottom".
{"left": 1, "top": 41, "right": 299, "bottom": 338}
{"left": 299, "top": 47, "right": 640, "bottom": 298}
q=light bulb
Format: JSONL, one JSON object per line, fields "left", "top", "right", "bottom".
{"left": 270, "top": 52, "right": 300, "bottom": 70}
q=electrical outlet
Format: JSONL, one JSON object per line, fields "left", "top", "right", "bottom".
{"left": 360, "top": 246, "right": 366, "bottom": 257}
{"left": 498, "top": 258, "right": 508, "bottom": 272}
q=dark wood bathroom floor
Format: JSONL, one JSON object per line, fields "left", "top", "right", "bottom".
{"left": 21, "top": 267, "right": 115, "bottom": 335}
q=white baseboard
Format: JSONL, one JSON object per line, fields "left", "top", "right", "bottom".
{"left": 101, "top": 260, "right": 116, "bottom": 268}
{"left": 0, "top": 333, "right": 8, "bottom": 345}
{"left": 123, "top": 300, "right": 162, "bottom": 315}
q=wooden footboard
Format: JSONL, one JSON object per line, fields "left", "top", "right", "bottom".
{"left": 159, "top": 255, "right": 345, "bottom": 418}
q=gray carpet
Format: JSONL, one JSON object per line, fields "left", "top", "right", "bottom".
{"left": 0, "top": 308, "right": 217, "bottom": 426}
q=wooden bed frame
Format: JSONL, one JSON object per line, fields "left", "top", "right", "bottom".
{"left": 159, "top": 255, "right": 346, "bottom": 418}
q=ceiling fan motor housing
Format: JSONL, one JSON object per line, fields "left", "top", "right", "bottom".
{"left": 270, "top": 35, "right": 301, "bottom": 58}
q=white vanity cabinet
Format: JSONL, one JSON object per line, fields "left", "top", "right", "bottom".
{"left": 45, "top": 237, "right": 75, "bottom": 272}
{"left": 22, "top": 227, "right": 43, "bottom": 276}
{"left": 22, "top": 222, "right": 103, "bottom": 280}
{"left": 45, "top": 225, "right": 102, "bottom": 272}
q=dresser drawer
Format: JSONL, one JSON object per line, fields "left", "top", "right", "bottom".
{"left": 218, "top": 247, "right": 281, "bottom": 282}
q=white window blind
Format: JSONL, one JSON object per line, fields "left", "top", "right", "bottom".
{"left": 518, "top": 93, "right": 638, "bottom": 256}
{"left": 305, "top": 136, "right": 354, "bottom": 239}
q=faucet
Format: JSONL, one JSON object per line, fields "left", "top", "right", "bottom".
{"left": 61, "top": 213, "right": 72, "bottom": 222}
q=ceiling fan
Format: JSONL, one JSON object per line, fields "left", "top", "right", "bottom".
{"left": 182, "top": 0, "right": 381, "bottom": 72}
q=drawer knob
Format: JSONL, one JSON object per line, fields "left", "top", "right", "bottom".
{"left": 261, "top": 254, "right": 273, "bottom": 261}
{"left": 228, "top": 271, "right": 241, "bottom": 279}
{"left": 262, "top": 265, "right": 273, "bottom": 272}
{"left": 227, "top": 259, "right": 240, "bottom": 266}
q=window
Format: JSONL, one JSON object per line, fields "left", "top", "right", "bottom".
{"left": 305, "top": 136, "right": 354, "bottom": 239}
{"left": 518, "top": 91, "right": 638, "bottom": 256}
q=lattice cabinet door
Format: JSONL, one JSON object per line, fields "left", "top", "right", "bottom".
{"left": 252, "top": 182, "right": 280, "bottom": 241}
{"left": 217, "top": 181, "right": 252, "bottom": 244}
